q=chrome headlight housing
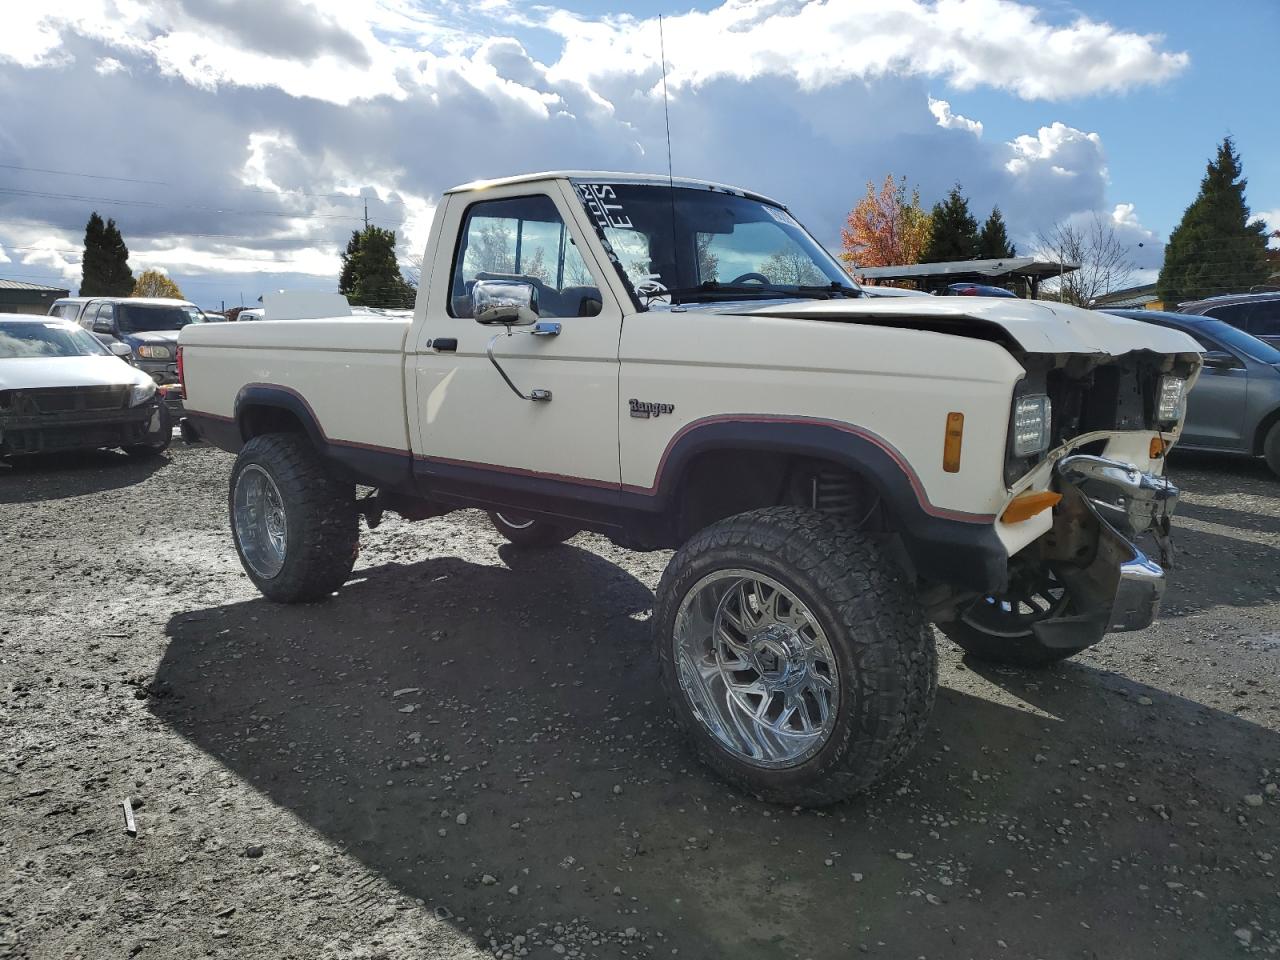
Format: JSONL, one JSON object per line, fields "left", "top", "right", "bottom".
{"left": 1156, "top": 375, "right": 1186, "bottom": 426}
{"left": 1011, "top": 394, "right": 1052, "bottom": 457}
{"left": 129, "top": 379, "right": 157, "bottom": 406}
{"left": 135, "top": 344, "right": 173, "bottom": 360}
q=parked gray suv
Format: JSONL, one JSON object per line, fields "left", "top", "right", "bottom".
{"left": 1107, "top": 309, "right": 1280, "bottom": 476}
{"left": 1177, "top": 292, "right": 1280, "bottom": 349}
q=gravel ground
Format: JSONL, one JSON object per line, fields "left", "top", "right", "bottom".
{"left": 2, "top": 442, "right": 1279, "bottom": 959}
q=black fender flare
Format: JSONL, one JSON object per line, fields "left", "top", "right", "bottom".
{"left": 634, "top": 415, "right": 1007, "bottom": 593}
{"left": 233, "top": 383, "right": 327, "bottom": 450}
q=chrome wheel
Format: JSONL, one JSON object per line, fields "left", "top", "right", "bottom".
{"left": 673, "top": 570, "right": 839, "bottom": 768}
{"left": 233, "top": 464, "right": 288, "bottom": 579}
{"left": 494, "top": 512, "right": 535, "bottom": 530}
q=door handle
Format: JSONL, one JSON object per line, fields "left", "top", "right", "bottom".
{"left": 431, "top": 338, "right": 457, "bottom": 352}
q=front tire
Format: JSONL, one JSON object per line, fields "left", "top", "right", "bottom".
{"left": 940, "top": 569, "right": 1087, "bottom": 667}
{"left": 1264, "top": 421, "right": 1280, "bottom": 478}
{"left": 229, "top": 434, "right": 359, "bottom": 603}
{"left": 654, "top": 507, "right": 936, "bottom": 807}
{"left": 123, "top": 403, "right": 172, "bottom": 457}
{"left": 488, "top": 511, "right": 576, "bottom": 547}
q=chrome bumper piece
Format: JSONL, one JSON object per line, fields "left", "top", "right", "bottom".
{"left": 1033, "top": 455, "right": 1178, "bottom": 648}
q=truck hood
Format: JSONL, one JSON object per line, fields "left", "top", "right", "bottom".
{"left": 739, "top": 297, "right": 1202, "bottom": 356}
{"left": 123, "top": 330, "right": 181, "bottom": 345}
{"left": 0, "top": 355, "right": 150, "bottom": 390}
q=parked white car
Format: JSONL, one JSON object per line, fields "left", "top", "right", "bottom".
{"left": 0, "top": 314, "right": 171, "bottom": 457}
{"left": 179, "top": 171, "right": 1201, "bottom": 805}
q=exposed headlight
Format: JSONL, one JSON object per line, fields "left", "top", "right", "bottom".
{"left": 135, "top": 345, "right": 172, "bottom": 360}
{"left": 1011, "top": 394, "right": 1052, "bottom": 457}
{"left": 1157, "top": 376, "right": 1186, "bottom": 425}
{"left": 129, "top": 380, "right": 157, "bottom": 406}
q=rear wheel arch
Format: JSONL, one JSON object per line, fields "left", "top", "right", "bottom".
{"left": 235, "top": 386, "right": 326, "bottom": 451}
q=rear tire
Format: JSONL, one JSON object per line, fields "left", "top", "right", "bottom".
{"left": 1263, "top": 421, "right": 1280, "bottom": 478}
{"left": 488, "top": 511, "right": 576, "bottom": 547}
{"left": 229, "top": 433, "right": 359, "bottom": 603}
{"left": 654, "top": 507, "right": 936, "bottom": 807}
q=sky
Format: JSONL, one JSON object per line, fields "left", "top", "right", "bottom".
{"left": 0, "top": 0, "right": 1275, "bottom": 310}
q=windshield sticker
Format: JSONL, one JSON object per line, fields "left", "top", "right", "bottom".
{"left": 577, "top": 183, "right": 634, "bottom": 231}
{"left": 764, "top": 205, "right": 797, "bottom": 227}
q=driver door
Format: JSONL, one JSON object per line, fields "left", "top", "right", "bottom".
{"left": 410, "top": 182, "right": 623, "bottom": 517}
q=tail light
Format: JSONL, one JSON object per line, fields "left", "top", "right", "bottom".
{"left": 176, "top": 345, "right": 185, "bottom": 391}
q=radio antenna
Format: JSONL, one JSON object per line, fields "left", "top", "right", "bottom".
{"left": 658, "top": 15, "right": 681, "bottom": 299}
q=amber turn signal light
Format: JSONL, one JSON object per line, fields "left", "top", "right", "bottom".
{"left": 943, "top": 412, "right": 964, "bottom": 473}
{"left": 1149, "top": 436, "right": 1166, "bottom": 459}
{"left": 1001, "top": 490, "right": 1062, "bottom": 524}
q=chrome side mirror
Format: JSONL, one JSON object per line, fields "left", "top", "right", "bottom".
{"left": 109, "top": 341, "right": 132, "bottom": 358}
{"left": 473, "top": 279, "right": 539, "bottom": 327}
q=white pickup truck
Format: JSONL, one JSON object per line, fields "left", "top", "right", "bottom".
{"left": 179, "top": 171, "right": 1200, "bottom": 805}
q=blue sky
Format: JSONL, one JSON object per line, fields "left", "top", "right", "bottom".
{"left": 0, "top": 0, "right": 1274, "bottom": 309}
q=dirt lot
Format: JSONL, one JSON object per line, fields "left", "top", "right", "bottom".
{"left": 3, "top": 441, "right": 1279, "bottom": 960}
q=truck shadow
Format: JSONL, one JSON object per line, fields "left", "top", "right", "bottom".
{"left": 153, "top": 544, "right": 1280, "bottom": 959}
{"left": 0, "top": 447, "right": 169, "bottom": 503}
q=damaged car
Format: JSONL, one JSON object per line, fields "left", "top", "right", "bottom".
{"left": 0, "top": 315, "right": 171, "bottom": 459}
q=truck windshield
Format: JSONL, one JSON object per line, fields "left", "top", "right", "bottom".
{"left": 0, "top": 321, "right": 110, "bottom": 359}
{"left": 117, "top": 304, "right": 204, "bottom": 333}
{"left": 571, "top": 181, "right": 858, "bottom": 308}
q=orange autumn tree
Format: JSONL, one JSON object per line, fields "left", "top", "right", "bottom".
{"left": 840, "top": 174, "right": 932, "bottom": 269}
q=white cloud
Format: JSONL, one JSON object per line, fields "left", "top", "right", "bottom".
{"left": 1259, "top": 209, "right": 1280, "bottom": 248}
{"left": 0, "top": 1, "right": 1197, "bottom": 302}
{"left": 928, "top": 97, "right": 982, "bottom": 136}
{"left": 1005, "top": 122, "right": 1104, "bottom": 177}
{"left": 547, "top": 0, "right": 1188, "bottom": 102}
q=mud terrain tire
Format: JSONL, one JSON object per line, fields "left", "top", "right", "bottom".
{"left": 229, "top": 433, "right": 358, "bottom": 603}
{"left": 654, "top": 506, "right": 936, "bottom": 806}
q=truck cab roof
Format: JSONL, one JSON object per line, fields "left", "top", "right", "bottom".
{"left": 444, "top": 170, "right": 784, "bottom": 207}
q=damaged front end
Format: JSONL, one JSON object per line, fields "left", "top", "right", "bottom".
{"left": 1033, "top": 455, "right": 1178, "bottom": 650}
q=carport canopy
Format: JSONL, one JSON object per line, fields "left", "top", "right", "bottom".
{"left": 853, "top": 257, "right": 1079, "bottom": 298}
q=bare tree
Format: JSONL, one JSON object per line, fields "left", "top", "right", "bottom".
{"left": 1035, "top": 212, "right": 1136, "bottom": 306}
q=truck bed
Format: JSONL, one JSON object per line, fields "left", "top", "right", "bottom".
{"left": 180, "top": 316, "right": 413, "bottom": 455}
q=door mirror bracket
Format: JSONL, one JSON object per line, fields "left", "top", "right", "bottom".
{"left": 472, "top": 277, "right": 561, "bottom": 402}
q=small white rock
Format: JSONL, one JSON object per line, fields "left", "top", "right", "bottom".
{"left": 508, "top": 885, "right": 519, "bottom": 896}
{"left": 481, "top": 874, "right": 496, "bottom": 885}
{"left": 895, "top": 851, "right": 914, "bottom": 861}
{"left": 1244, "top": 794, "right": 1264, "bottom": 808}
{"left": 456, "top": 812, "right": 470, "bottom": 825}
{"left": 1136, "top": 696, "right": 1153, "bottom": 706}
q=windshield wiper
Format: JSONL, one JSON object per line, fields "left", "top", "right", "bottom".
{"left": 796, "top": 282, "right": 863, "bottom": 299}
{"left": 660, "top": 282, "right": 832, "bottom": 305}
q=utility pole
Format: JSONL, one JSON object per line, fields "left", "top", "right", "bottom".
{"left": 363, "top": 198, "right": 369, "bottom": 231}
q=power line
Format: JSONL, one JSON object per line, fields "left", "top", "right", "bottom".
{"left": 0, "top": 185, "right": 401, "bottom": 223}
{"left": 0, "top": 159, "right": 407, "bottom": 204}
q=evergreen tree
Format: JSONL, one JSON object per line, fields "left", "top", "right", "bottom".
{"left": 101, "top": 217, "right": 134, "bottom": 295}
{"left": 921, "top": 184, "right": 979, "bottom": 262}
{"left": 79, "top": 212, "right": 109, "bottom": 295}
{"left": 338, "top": 230, "right": 362, "bottom": 299}
{"left": 1158, "top": 137, "right": 1270, "bottom": 304}
{"left": 339, "top": 226, "right": 414, "bottom": 307}
{"left": 977, "top": 206, "right": 1017, "bottom": 259}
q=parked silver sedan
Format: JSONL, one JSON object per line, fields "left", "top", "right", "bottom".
{"left": 1107, "top": 309, "right": 1280, "bottom": 475}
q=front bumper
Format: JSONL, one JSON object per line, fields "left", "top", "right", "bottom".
{"left": 1033, "top": 455, "right": 1178, "bottom": 649}
{"left": 135, "top": 357, "right": 180, "bottom": 385}
{"left": 0, "top": 400, "right": 166, "bottom": 456}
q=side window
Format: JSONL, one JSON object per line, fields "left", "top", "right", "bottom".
{"left": 1204, "top": 303, "right": 1251, "bottom": 331}
{"left": 450, "top": 195, "right": 599, "bottom": 320}
{"left": 81, "top": 304, "right": 100, "bottom": 329}
{"left": 94, "top": 304, "right": 116, "bottom": 332}
{"left": 1248, "top": 300, "right": 1280, "bottom": 338}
